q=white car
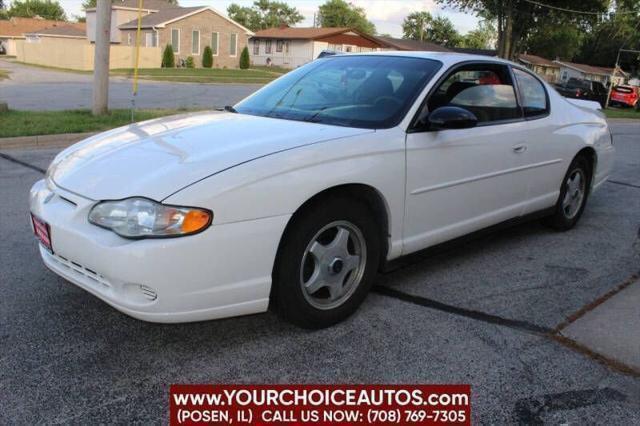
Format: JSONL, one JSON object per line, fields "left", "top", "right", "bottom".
{"left": 30, "top": 52, "right": 614, "bottom": 328}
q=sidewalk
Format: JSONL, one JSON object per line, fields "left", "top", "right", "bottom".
{"left": 561, "top": 278, "right": 640, "bottom": 371}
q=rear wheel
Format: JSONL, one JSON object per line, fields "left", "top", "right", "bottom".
{"left": 271, "top": 197, "right": 381, "bottom": 328}
{"left": 543, "top": 155, "right": 591, "bottom": 231}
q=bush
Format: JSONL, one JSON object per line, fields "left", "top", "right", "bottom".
{"left": 202, "top": 46, "right": 213, "bottom": 68}
{"left": 239, "top": 46, "right": 250, "bottom": 69}
{"left": 185, "top": 56, "right": 195, "bottom": 68}
{"left": 161, "top": 44, "right": 175, "bottom": 68}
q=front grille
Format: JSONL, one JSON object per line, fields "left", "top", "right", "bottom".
{"left": 51, "top": 254, "right": 112, "bottom": 289}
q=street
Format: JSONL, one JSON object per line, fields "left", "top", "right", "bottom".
{"left": 0, "top": 59, "right": 260, "bottom": 110}
{"left": 0, "top": 122, "right": 639, "bottom": 423}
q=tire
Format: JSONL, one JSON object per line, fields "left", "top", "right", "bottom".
{"left": 271, "top": 196, "right": 381, "bottom": 328}
{"left": 543, "top": 155, "right": 591, "bottom": 231}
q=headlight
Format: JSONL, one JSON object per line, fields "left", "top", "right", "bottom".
{"left": 88, "top": 197, "right": 212, "bottom": 239}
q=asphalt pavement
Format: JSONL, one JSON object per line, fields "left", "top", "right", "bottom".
{"left": 0, "top": 122, "right": 639, "bottom": 423}
{"left": 0, "top": 59, "right": 260, "bottom": 110}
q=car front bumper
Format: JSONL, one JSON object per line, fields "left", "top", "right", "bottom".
{"left": 29, "top": 179, "right": 290, "bottom": 323}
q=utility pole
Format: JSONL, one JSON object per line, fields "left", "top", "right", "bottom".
{"left": 92, "top": 0, "right": 112, "bottom": 116}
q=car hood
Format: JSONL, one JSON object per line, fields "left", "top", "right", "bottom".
{"left": 49, "top": 111, "right": 372, "bottom": 201}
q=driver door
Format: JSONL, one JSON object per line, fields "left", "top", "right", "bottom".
{"left": 403, "top": 63, "right": 531, "bottom": 254}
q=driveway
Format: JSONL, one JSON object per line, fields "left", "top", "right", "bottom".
{"left": 0, "top": 59, "right": 261, "bottom": 110}
{"left": 0, "top": 122, "right": 639, "bottom": 423}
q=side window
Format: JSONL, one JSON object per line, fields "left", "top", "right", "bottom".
{"left": 513, "top": 68, "right": 548, "bottom": 118}
{"left": 427, "top": 64, "right": 521, "bottom": 124}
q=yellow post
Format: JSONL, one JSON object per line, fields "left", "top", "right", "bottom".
{"left": 133, "top": 0, "right": 144, "bottom": 96}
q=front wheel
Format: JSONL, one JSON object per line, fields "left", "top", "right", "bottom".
{"left": 271, "top": 197, "right": 381, "bottom": 328}
{"left": 543, "top": 156, "right": 591, "bottom": 231}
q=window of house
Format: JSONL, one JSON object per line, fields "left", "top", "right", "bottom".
{"left": 211, "top": 32, "right": 219, "bottom": 55}
{"left": 253, "top": 39, "right": 260, "bottom": 55}
{"left": 276, "top": 40, "right": 283, "bottom": 52}
{"left": 192, "top": 30, "right": 200, "bottom": 55}
{"left": 427, "top": 64, "right": 521, "bottom": 124}
{"left": 171, "top": 28, "right": 180, "bottom": 53}
{"left": 265, "top": 40, "right": 272, "bottom": 54}
{"left": 513, "top": 68, "right": 548, "bottom": 117}
{"left": 230, "top": 33, "right": 238, "bottom": 56}
{"left": 145, "top": 32, "right": 157, "bottom": 47}
{"left": 127, "top": 33, "right": 132, "bottom": 46}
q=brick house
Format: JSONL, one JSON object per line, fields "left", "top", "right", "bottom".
{"left": 86, "top": 0, "right": 253, "bottom": 68}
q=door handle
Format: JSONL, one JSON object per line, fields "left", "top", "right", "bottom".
{"left": 513, "top": 144, "right": 527, "bottom": 154}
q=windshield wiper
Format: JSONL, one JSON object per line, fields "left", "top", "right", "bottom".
{"left": 303, "top": 107, "right": 328, "bottom": 123}
{"left": 223, "top": 105, "right": 238, "bottom": 113}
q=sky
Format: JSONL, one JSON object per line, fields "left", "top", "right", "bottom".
{"left": 51, "top": 0, "right": 479, "bottom": 37}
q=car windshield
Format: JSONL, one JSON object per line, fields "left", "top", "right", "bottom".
{"left": 234, "top": 55, "right": 442, "bottom": 129}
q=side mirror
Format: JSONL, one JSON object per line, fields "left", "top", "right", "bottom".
{"left": 428, "top": 106, "right": 478, "bottom": 131}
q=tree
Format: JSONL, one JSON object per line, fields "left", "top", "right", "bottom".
{"left": 317, "top": 0, "right": 376, "bottom": 34}
{"left": 185, "top": 56, "right": 194, "bottom": 68}
{"left": 227, "top": 0, "right": 303, "bottom": 32}
{"left": 525, "top": 22, "right": 583, "bottom": 61}
{"left": 435, "top": 0, "right": 609, "bottom": 59}
{"left": 460, "top": 20, "right": 496, "bottom": 49}
{"left": 8, "top": 0, "right": 66, "bottom": 21}
{"left": 402, "top": 11, "right": 432, "bottom": 41}
{"left": 239, "top": 46, "right": 250, "bottom": 69}
{"left": 202, "top": 45, "right": 213, "bottom": 68}
{"left": 576, "top": 1, "right": 640, "bottom": 68}
{"left": 427, "top": 16, "right": 462, "bottom": 47}
{"left": 161, "top": 44, "right": 175, "bottom": 68}
{"left": 402, "top": 12, "right": 461, "bottom": 47}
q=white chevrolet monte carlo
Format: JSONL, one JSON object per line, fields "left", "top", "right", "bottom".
{"left": 30, "top": 52, "right": 614, "bottom": 328}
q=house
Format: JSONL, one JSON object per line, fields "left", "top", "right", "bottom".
{"left": 87, "top": 0, "right": 253, "bottom": 68}
{"left": 250, "top": 27, "right": 388, "bottom": 68}
{"left": 554, "top": 60, "right": 628, "bottom": 86}
{"left": 0, "top": 17, "right": 75, "bottom": 56}
{"left": 15, "top": 0, "right": 252, "bottom": 70}
{"left": 371, "top": 36, "right": 450, "bottom": 52}
{"left": 518, "top": 53, "right": 561, "bottom": 83}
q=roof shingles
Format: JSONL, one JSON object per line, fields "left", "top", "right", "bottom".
{"left": 119, "top": 6, "right": 204, "bottom": 29}
{"left": 0, "top": 17, "right": 73, "bottom": 38}
{"left": 252, "top": 27, "right": 354, "bottom": 40}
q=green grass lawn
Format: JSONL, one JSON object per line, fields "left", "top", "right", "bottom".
{"left": 111, "top": 67, "right": 287, "bottom": 84}
{"left": 604, "top": 107, "right": 640, "bottom": 119}
{"left": 0, "top": 109, "right": 193, "bottom": 138}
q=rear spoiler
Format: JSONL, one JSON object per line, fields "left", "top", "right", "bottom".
{"left": 567, "top": 98, "right": 602, "bottom": 111}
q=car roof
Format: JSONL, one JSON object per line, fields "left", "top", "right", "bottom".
{"left": 338, "top": 51, "right": 518, "bottom": 67}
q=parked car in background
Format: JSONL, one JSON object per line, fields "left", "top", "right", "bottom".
{"left": 554, "top": 78, "right": 608, "bottom": 108}
{"left": 610, "top": 85, "right": 639, "bottom": 109}
{"left": 317, "top": 50, "right": 340, "bottom": 59}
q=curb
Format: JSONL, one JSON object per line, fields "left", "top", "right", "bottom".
{"left": 606, "top": 118, "right": 640, "bottom": 123}
{"left": 0, "top": 132, "right": 96, "bottom": 150}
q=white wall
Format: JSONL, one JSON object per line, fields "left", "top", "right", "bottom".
{"left": 86, "top": 9, "right": 150, "bottom": 43}
{"left": 250, "top": 39, "right": 315, "bottom": 68}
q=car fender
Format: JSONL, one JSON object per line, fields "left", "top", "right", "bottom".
{"left": 165, "top": 127, "right": 407, "bottom": 260}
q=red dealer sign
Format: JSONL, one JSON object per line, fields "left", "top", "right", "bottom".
{"left": 169, "top": 384, "right": 471, "bottom": 425}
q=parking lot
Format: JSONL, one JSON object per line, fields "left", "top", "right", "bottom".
{"left": 1, "top": 121, "right": 639, "bottom": 423}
